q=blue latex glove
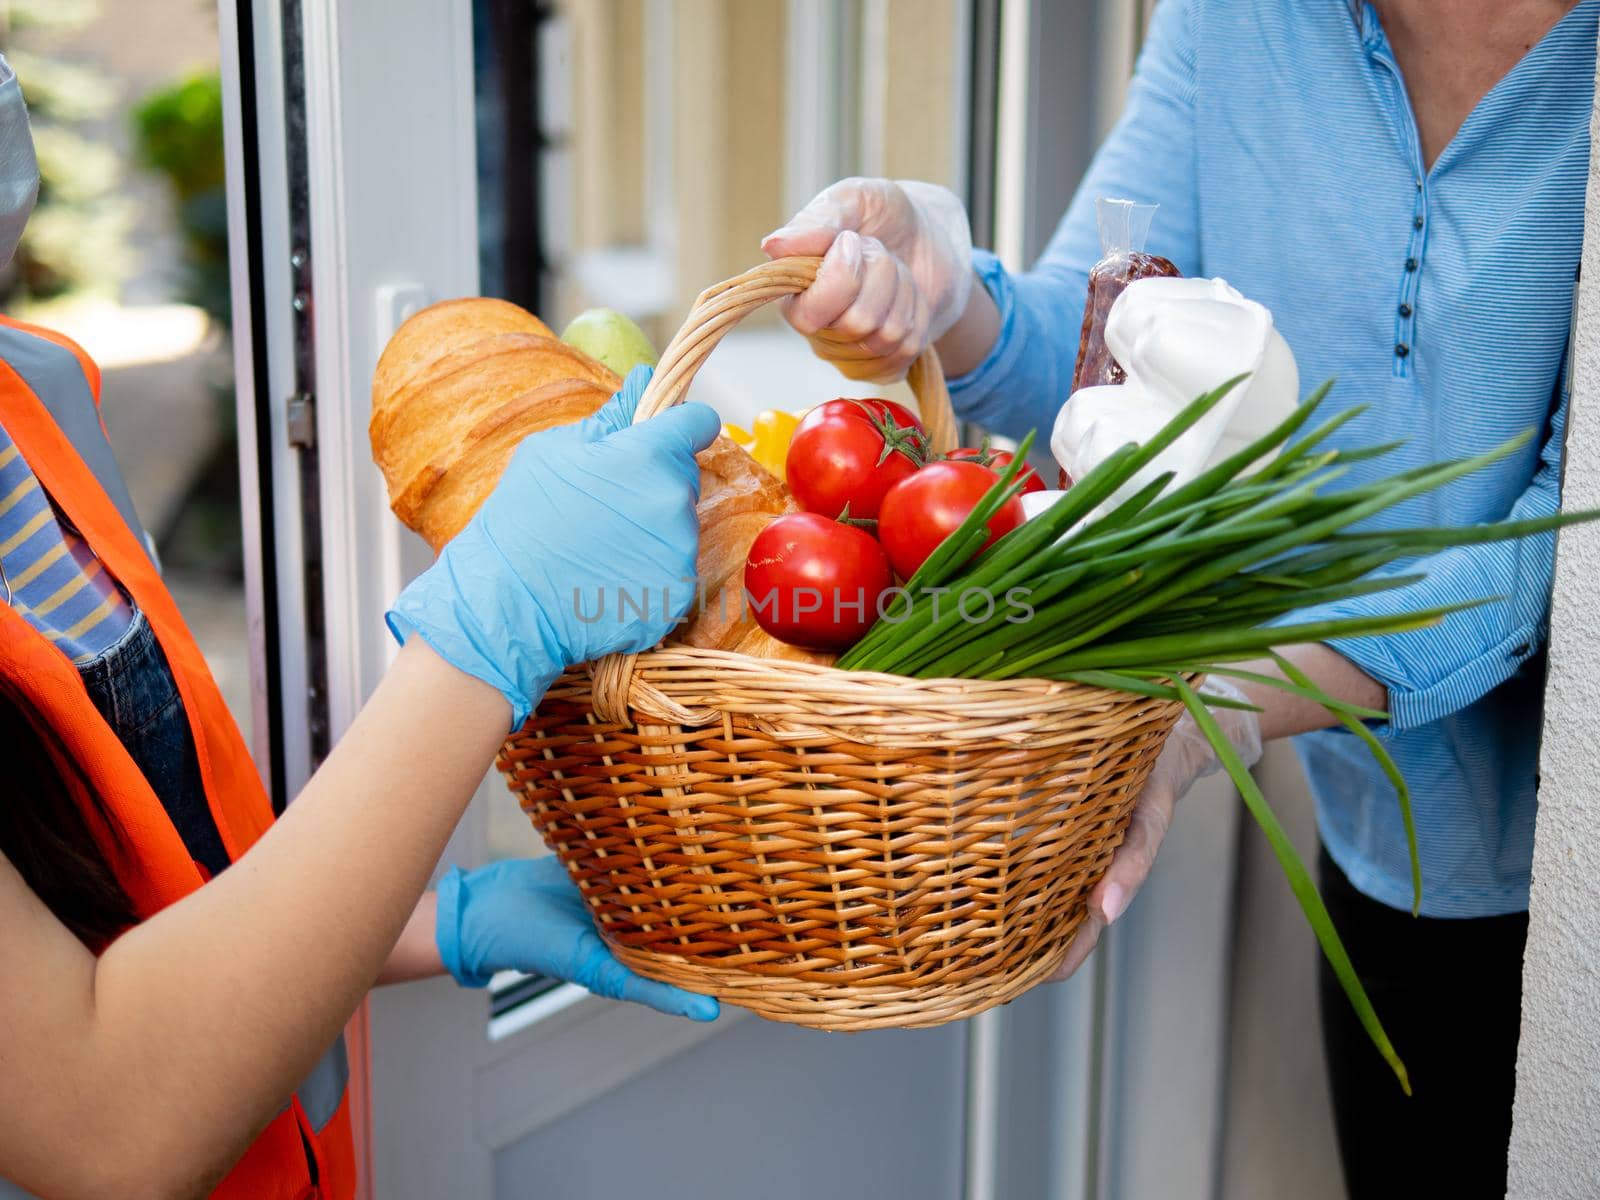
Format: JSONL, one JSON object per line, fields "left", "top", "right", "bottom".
{"left": 387, "top": 366, "right": 720, "bottom": 729}
{"left": 436, "top": 856, "right": 721, "bottom": 1021}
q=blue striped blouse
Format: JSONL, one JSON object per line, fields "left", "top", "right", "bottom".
{"left": 0, "top": 423, "right": 134, "bottom": 662}
{"left": 948, "top": 0, "right": 1597, "bottom": 916}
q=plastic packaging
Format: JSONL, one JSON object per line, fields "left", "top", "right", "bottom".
{"left": 1063, "top": 199, "right": 1181, "bottom": 486}
{"left": 1072, "top": 198, "right": 1183, "bottom": 393}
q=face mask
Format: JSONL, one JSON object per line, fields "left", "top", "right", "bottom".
{"left": 0, "top": 56, "right": 39, "bottom": 270}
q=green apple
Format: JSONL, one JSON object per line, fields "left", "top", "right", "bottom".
{"left": 560, "top": 308, "right": 659, "bottom": 376}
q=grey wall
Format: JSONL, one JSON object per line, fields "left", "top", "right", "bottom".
{"left": 1506, "top": 75, "right": 1600, "bottom": 1200}
{"left": 1219, "top": 744, "right": 1344, "bottom": 1200}
{"left": 1101, "top": 771, "right": 1241, "bottom": 1200}
{"left": 493, "top": 1016, "right": 967, "bottom": 1200}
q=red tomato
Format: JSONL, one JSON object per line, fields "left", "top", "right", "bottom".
{"left": 947, "top": 446, "right": 1046, "bottom": 495}
{"left": 786, "top": 397, "right": 930, "bottom": 520}
{"left": 878, "top": 460, "right": 1026, "bottom": 580}
{"left": 806, "top": 397, "right": 926, "bottom": 437}
{"left": 744, "top": 513, "right": 893, "bottom": 651}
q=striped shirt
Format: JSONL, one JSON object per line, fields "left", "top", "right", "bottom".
{"left": 948, "top": 0, "right": 1596, "bottom": 916}
{"left": 0, "top": 422, "right": 134, "bottom": 662}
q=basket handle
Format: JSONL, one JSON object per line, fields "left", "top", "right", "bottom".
{"left": 589, "top": 256, "right": 958, "bottom": 724}
{"left": 634, "top": 256, "right": 958, "bottom": 449}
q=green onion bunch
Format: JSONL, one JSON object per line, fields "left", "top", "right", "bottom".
{"left": 837, "top": 376, "right": 1594, "bottom": 1093}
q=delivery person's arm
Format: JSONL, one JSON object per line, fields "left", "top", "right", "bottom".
{"left": 376, "top": 892, "right": 447, "bottom": 982}
{"left": 0, "top": 370, "right": 719, "bottom": 1200}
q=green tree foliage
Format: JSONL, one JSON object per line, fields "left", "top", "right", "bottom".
{"left": 1, "top": 0, "right": 132, "bottom": 303}
{"left": 133, "top": 71, "right": 229, "bottom": 327}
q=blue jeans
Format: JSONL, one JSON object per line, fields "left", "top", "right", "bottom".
{"left": 77, "top": 611, "right": 231, "bottom": 877}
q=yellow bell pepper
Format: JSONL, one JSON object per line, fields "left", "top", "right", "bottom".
{"left": 723, "top": 408, "right": 803, "bottom": 480}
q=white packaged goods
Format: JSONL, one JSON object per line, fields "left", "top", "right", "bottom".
{"left": 1051, "top": 276, "right": 1299, "bottom": 514}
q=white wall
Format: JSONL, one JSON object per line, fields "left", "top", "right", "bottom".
{"left": 1506, "top": 74, "right": 1600, "bottom": 1200}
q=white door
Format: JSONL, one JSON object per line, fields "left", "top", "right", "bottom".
{"left": 218, "top": 1, "right": 1237, "bottom": 1196}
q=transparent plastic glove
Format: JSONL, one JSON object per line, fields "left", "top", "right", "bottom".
{"left": 386, "top": 366, "right": 721, "bottom": 730}
{"left": 761, "top": 177, "right": 973, "bottom": 383}
{"left": 1047, "top": 676, "right": 1263, "bottom": 982}
{"left": 436, "top": 857, "right": 720, "bottom": 1021}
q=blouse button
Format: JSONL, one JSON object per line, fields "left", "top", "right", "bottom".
{"left": 1413, "top": 215, "right": 1424, "bottom": 229}
{"left": 1398, "top": 303, "right": 1412, "bottom": 318}
{"left": 1395, "top": 343, "right": 1410, "bottom": 358}
{"left": 1405, "top": 257, "right": 1419, "bottom": 272}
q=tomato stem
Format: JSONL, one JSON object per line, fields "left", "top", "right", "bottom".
{"left": 857, "top": 404, "right": 930, "bottom": 469}
{"left": 835, "top": 502, "right": 880, "bottom": 531}
{"left": 949, "top": 436, "right": 997, "bottom": 468}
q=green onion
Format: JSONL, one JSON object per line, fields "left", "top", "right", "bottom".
{"left": 837, "top": 376, "right": 1600, "bottom": 1086}
{"left": 1270, "top": 651, "right": 1421, "bottom": 916}
{"left": 1176, "top": 678, "right": 1411, "bottom": 1096}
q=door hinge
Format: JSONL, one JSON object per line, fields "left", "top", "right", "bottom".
{"left": 286, "top": 393, "right": 316, "bottom": 449}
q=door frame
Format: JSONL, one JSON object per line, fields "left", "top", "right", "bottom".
{"left": 220, "top": 2, "right": 756, "bottom": 1194}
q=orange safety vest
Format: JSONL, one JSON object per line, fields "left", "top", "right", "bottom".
{"left": 0, "top": 315, "right": 357, "bottom": 1199}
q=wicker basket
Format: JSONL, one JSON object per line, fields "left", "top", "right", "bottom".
{"left": 496, "top": 258, "right": 1186, "bottom": 1031}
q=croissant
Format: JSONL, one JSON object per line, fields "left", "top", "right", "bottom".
{"left": 369, "top": 297, "right": 829, "bottom": 666}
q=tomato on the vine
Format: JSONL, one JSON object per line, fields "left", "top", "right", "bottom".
{"left": 786, "top": 397, "right": 930, "bottom": 521}
{"left": 946, "top": 445, "right": 1046, "bottom": 495}
{"left": 744, "top": 512, "right": 893, "bottom": 651}
{"left": 877, "top": 460, "right": 1026, "bottom": 580}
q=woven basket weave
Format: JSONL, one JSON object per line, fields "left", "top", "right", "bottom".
{"left": 497, "top": 258, "right": 1186, "bottom": 1031}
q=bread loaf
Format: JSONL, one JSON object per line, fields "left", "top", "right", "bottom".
{"left": 369, "top": 297, "right": 830, "bottom": 665}
{"left": 372, "top": 334, "right": 619, "bottom": 547}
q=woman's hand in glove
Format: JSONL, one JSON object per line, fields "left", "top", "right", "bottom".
{"left": 435, "top": 857, "right": 720, "bottom": 1021}
{"left": 762, "top": 177, "right": 974, "bottom": 383}
{"left": 1047, "top": 677, "right": 1264, "bottom": 982}
{"left": 386, "top": 366, "right": 720, "bottom": 730}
